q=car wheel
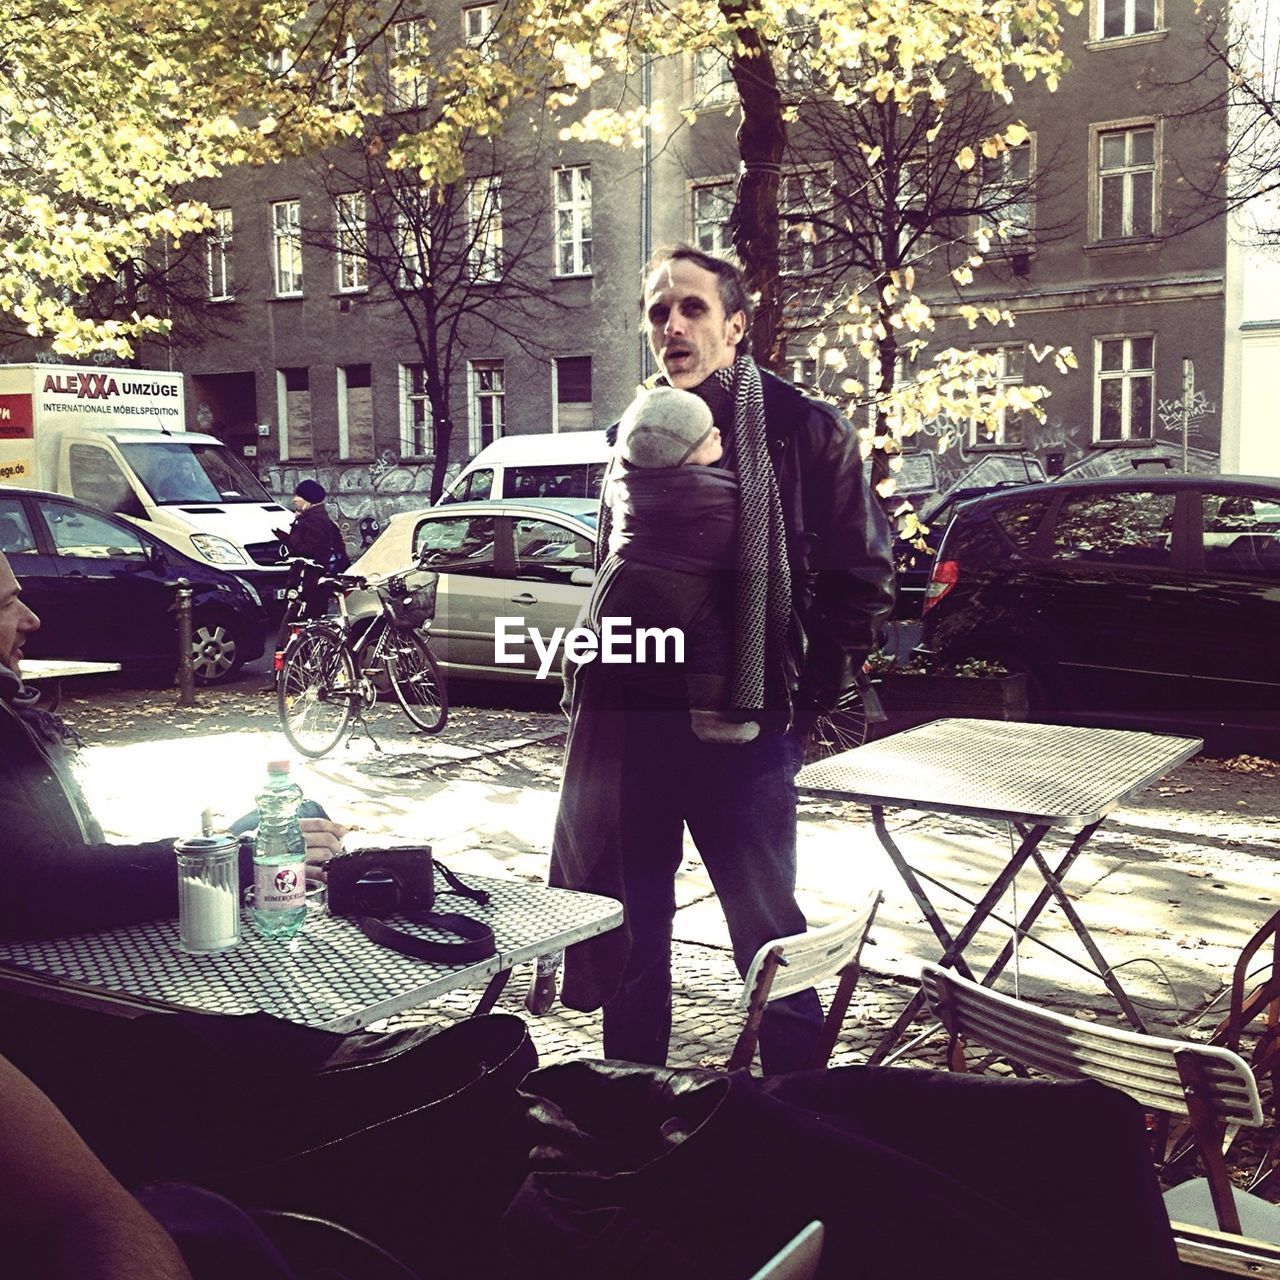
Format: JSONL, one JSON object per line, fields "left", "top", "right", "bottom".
{"left": 191, "top": 614, "right": 245, "bottom": 685}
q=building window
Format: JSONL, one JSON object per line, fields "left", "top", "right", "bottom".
{"left": 277, "top": 367, "right": 312, "bottom": 459}
{"left": 692, "top": 181, "right": 733, "bottom": 253}
{"left": 271, "top": 199, "right": 303, "bottom": 296}
{"left": 329, "top": 33, "right": 358, "bottom": 103}
{"left": 399, "top": 364, "right": 432, "bottom": 457}
{"left": 462, "top": 3, "right": 497, "bottom": 46}
{"left": 970, "top": 347, "right": 1027, "bottom": 447}
{"left": 780, "top": 169, "right": 832, "bottom": 275}
{"left": 338, "top": 364, "right": 373, "bottom": 459}
{"left": 978, "top": 140, "right": 1033, "bottom": 243}
{"left": 469, "top": 360, "right": 505, "bottom": 452}
{"left": 1094, "top": 335, "right": 1154, "bottom": 441}
{"left": 1094, "top": 123, "right": 1156, "bottom": 241}
{"left": 553, "top": 165, "right": 592, "bottom": 277}
{"left": 554, "top": 356, "right": 592, "bottom": 431}
{"left": 467, "top": 177, "right": 503, "bottom": 282}
{"left": 395, "top": 188, "right": 427, "bottom": 289}
{"left": 390, "top": 19, "right": 428, "bottom": 110}
{"left": 1096, "top": 0, "right": 1160, "bottom": 40}
{"left": 691, "top": 49, "right": 735, "bottom": 106}
{"left": 335, "top": 193, "right": 367, "bottom": 292}
{"left": 206, "top": 208, "right": 233, "bottom": 301}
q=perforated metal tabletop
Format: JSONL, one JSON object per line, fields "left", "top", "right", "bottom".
{"left": 797, "top": 718, "right": 1202, "bottom": 829}
{"left": 0, "top": 877, "right": 621, "bottom": 1033}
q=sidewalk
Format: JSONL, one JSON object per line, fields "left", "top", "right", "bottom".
{"left": 73, "top": 683, "right": 1280, "bottom": 1071}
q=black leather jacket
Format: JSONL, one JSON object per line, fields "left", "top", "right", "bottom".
{"left": 759, "top": 369, "right": 894, "bottom": 723}
{"left": 602, "top": 367, "right": 895, "bottom": 728}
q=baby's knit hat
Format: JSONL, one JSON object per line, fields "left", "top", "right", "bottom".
{"left": 616, "top": 386, "right": 715, "bottom": 469}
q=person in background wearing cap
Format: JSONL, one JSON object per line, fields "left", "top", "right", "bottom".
{"left": 574, "top": 384, "right": 755, "bottom": 744}
{"left": 274, "top": 479, "right": 348, "bottom": 572}
{"left": 548, "top": 244, "right": 894, "bottom": 1072}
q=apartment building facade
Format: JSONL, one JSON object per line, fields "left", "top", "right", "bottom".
{"left": 26, "top": 1, "right": 1250, "bottom": 538}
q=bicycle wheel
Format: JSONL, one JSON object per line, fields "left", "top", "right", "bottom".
{"left": 804, "top": 685, "right": 870, "bottom": 765}
{"left": 385, "top": 628, "right": 448, "bottom": 734}
{"left": 277, "top": 627, "right": 357, "bottom": 758}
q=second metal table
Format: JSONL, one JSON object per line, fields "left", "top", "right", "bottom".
{"left": 796, "top": 718, "right": 1203, "bottom": 1062}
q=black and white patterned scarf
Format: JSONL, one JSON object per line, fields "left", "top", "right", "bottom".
{"left": 599, "top": 353, "right": 791, "bottom": 716}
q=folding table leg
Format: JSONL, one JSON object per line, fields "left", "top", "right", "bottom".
{"left": 1028, "top": 845, "right": 1148, "bottom": 1031}
{"left": 982, "top": 822, "right": 1098, "bottom": 989}
{"left": 866, "top": 812, "right": 1052, "bottom": 1065}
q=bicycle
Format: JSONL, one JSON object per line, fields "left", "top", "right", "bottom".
{"left": 275, "top": 558, "right": 448, "bottom": 758}
{"left": 802, "top": 668, "right": 887, "bottom": 764}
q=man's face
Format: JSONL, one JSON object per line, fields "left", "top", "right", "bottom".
{"left": 0, "top": 553, "right": 40, "bottom": 675}
{"left": 644, "top": 258, "right": 746, "bottom": 389}
{"left": 291, "top": 496, "right": 306, "bottom": 513}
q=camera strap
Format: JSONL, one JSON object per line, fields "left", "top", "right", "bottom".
{"left": 358, "top": 911, "right": 496, "bottom": 963}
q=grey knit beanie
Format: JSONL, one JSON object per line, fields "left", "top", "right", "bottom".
{"left": 616, "top": 387, "right": 715, "bottom": 469}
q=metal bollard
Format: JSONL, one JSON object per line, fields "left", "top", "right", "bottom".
{"left": 174, "top": 578, "right": 195, "bottom": 706}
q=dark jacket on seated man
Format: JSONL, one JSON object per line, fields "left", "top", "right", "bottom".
{"left": 0, "top": 663, "right": 177, "bottom": 937}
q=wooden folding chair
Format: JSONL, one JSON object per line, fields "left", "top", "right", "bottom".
{"left": 727, "top": 890, "right": 882, "bottom": 1072}
{"left": 919, "top": 962, "right": 1280, "bottom": 1269}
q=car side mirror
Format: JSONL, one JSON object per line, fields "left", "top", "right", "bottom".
{"left": 569, "top": 566, "right": 596, "bottom": 587}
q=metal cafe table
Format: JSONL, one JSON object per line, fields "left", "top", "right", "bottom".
{"left": 796, "top": 718, "right": 1202, "bottom": 1064}
{"left": 0, "top": 876, "right": 621, "bottom": 1033}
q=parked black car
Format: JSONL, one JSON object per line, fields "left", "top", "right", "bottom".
{"left": 919, "top": 473, "right": 1280, "bottom": 736}
{"left": 0, "top": 486, "right": 267, "bottom": 683}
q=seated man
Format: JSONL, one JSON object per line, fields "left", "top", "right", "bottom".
{"left": 0, "top": 550, "right": 345, "bottom": 937}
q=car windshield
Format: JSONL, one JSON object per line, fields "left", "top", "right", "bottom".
{"left": 120, "top": 442, "right": 274, "bottom": 505}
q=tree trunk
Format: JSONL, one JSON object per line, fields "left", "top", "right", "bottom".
{"left": 724, "top": 2, "right": 786, "bottom": 372}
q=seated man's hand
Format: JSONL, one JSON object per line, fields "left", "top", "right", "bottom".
{"left": 300, "top": 817, "right": 346, "bottom": 878}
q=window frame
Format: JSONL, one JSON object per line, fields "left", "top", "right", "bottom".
{"left": 337, "top": 363, "right": 373, "bottom": 460}
{"left": 468, "top": 359, "right": 505, "bottom": 454}
{"left": 552, "top": 164, "right": 592, "bottom": 278}
{"left": 690, "top": 178, "right": 734, "bottom": 254}
{"left": 206, "top": 207, "right": 234, "bottom": 301}
{"left": 399, "top": 363, "right": 433, "bottom": 459}
{"left": 1090, "top": 0, "right": 1164, "bottom": 42}
{"left": 976, "top": 137, "right": 1035, "bottom": 246}
{"left": 1089, "top": 118, "right": 1160, "bottom": 244}
{"left": 390, "top": 18, "right": 428, "bottom": 111}
{"left": 270, "top": 199, "right": 303, "bottom": 297}
{"left": 334, "top": 192, "right": 368, "bottom": 293}
{"left": 1092, "top": 333, "right": 1156, "bottom": 443}
{"left": 553, "top": 355, "right": 593, "bottom": 432}
{"left": 690, "top": 48, "right": 736, "bottom": 107}
{"left": 780, "top": 166, "right": 833, "bottom": 277}
{"left": 968, "top": 346, "right": 1029, "bottom": 449}
{"left": 462, "top": 3, "right": 498, "bottom": 47}
{"left": 466, "top": 176, "right": 503, "bottom": 282}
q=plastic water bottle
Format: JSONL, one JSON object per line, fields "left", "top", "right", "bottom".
{"left": 251, "top": 760, "right": 308, "bottom": 940}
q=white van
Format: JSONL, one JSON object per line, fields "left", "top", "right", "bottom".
{"left": 438, "top": 430, "right": 610, "bottom": 505}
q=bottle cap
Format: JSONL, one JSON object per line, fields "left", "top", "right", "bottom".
{"left": 267, "top": 760, "right": 291, "bottom": 774}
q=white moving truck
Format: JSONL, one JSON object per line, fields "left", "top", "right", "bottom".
{"left": 0, "top": 364, "right": 291, "bottom": 605}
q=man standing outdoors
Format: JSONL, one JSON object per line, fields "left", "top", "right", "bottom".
{"left": 551, "top": 245, "right": 895, "bottom": 1072}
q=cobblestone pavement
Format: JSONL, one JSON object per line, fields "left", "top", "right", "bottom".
{"left": 66, "top": 675, "right": 1280, "bottom": 1076}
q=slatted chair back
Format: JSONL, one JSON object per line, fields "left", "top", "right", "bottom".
{"left": 727, "top": 890, "right": 883, "bottom": 1072}
{"left": 920, "top": 962, "right": 1265, "bottom": 1238}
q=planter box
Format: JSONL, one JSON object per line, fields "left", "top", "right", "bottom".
{"left": 872, "top": 672, "right": 1029, "bottom": 737}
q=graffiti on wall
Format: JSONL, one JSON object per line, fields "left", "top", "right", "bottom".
{"left": 264, "top": 451, "right": 457, "bottom": 550}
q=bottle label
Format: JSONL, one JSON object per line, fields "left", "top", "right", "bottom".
{"left": 254, "top": 862, "right": 307, "bottom": 910}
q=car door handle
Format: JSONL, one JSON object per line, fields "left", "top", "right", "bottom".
{"left": 511, "top": 592, "right": 538, "bottom": 606}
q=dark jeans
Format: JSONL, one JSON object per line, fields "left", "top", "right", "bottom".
{"left": 602, "top": 704, "right": 823, "bottom": 1073}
